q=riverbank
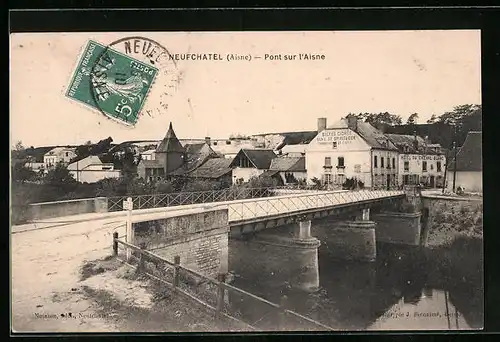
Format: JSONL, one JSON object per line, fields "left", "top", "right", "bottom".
{"left": 78, "top": 256, "right": 252, "bottom": 332}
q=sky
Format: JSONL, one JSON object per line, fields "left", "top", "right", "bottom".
{"left": 10, "top": 30, "right": 481, "bottom": 147}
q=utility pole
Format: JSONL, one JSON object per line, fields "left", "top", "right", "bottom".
{"left": 452, "top": 124, "right": 458, "bottom": 193}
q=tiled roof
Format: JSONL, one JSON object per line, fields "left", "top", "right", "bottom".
{"left": 184, "top": 143, "right": 205, "bottom": 155}
{"left": 156, "top": 122, "right": 186, "bottom": 154}
{"left": 230, "top": 149, "right": 277, "bottom": 169}
{"left": 448, "top": 131, "right": 482, "bottom": 172}
{"left": 275, "top": 131, "right": 318, "bottom": 150}
{"left": 183, "top": 158, "right": 233, "bottom": 179}
{"left": 328, "top": 118, "right": 399, "bottom": 151}
{"left": 385, "top": 134, "right": 441, "bottom": 155}
{"left": 259, "top": 170, "right": 281, "bottom": 178}
{"left": 269, "top": 157, "right": 306, "bottom": 172}
{"left": 169, "top": 153, "right": 212, "bottom": 176}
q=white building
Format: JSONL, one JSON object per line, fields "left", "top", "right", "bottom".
{"left": 67, "top": 155, "right": 121, "bottom": 183}
{"left": 43, "top": 147, "right": 77, "bottom": 170}
{"left": 140, "top": 149, "right": 156, "bottom": 161}
{"left": 229, "top": 149, "right": 277, "bottom": 184}
{"left": 306, "top": 116, "right": 399, "bottom": 189}
{"left": 446, "top": 131, "right": 482, "bottom": 193}
{"left": 261, "top": 156, "right": 307, "bottom": 185}
{"left": 385, "top": 134, "right": 446, "bottom": 188}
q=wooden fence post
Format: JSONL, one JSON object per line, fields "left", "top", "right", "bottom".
{"left": 215, "top": 273, "right": 227, "bottom": 319}
{"left": 278, "top": 295, "right": 288, "bottom": 331}
{"left": 136, "top": 243, "right": 146, "bottom": 273}
{"left": 113, "top": 232, "right": 118, "bottom": 256}
{"left": 173, "top": 255, "right": 181, "bottom": 290}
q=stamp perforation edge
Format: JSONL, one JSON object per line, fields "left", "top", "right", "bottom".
{"left": 64, "top": 39, "right": 161, "bottom": 127}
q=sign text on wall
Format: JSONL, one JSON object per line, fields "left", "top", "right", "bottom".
{"left": 317, "top": 129, "right": 356, "bottom": 145}
{"left": 401, "top": 154, "right": 445, "bottom": 161}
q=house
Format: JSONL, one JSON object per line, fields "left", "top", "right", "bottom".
{"left": 306, "top": 116, "right": 399, "bottom": 189}
{"left": 137, "top": 123, "right": 223, "bottom": 183}
{"left": 446, "top": 131, "right": 482, "bottom": 193}
{"left": 137, "top": 122, "right": 186, "bottom": 182}
{"left": 229, "top": 149, "right": 277, "bottom": 184}
{"left": 21, "top": 146, "right": 55, "bottom": 172}
{"left": 67, "top": 155, "right": 121, "bottom": 183}
{"left": 177, "top": 158, "right": 233, "bottom": 187}
{"left": 210, "top": 139, "right": 257, "bottom": 159}
{"left": 251, "top": 130, "right": 318, "bottom": 151}
{"left": 260, "top": 156, "right": 307, "bottom": 185}
{"left": 385, "top": 133, "right": 446, "bottom": 188}
{"left": 43, "top": 147, "right": 77, "bottom": 170}
{"left": 140, "top": 149, "right": 156, "bottom": 161}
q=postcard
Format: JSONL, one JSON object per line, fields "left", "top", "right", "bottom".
{"left": 10, "top": 30, "right": 483, "bottom": 333}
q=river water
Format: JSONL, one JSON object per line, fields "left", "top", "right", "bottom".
{"left": 228, "top": 236, "right": 483, "bottom": 331}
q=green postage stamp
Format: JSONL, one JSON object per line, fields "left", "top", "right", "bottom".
{"left": 65, "top": 40, "right": 158, "bottom": 126}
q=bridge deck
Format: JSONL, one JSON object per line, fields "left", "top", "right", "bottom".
{"left": 14, "top": 190, "right": 405, "bottom": 233}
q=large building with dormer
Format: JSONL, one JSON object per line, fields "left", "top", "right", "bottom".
{"left": 305, "top": 116, "right": 399, "bottom": 189}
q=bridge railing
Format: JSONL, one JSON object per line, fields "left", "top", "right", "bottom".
{"left": 107, "top": 186, "right": 323, "bottom": 212}
{"left": 227, "top": 190, "right": 405, "bottom": 222}
{"left": 112, "top": 235, "right": 334, "bottom": 331}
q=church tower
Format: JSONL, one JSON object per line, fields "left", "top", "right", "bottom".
{"left": 155, "top": 122, "right": 186, "bottom": 175}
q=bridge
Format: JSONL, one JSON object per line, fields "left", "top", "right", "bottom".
{"left": 15, "top": 187, "right": 418, "bottom": 294}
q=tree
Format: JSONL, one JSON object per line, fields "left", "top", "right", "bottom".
{"left": 43, "top": 162, "right": 77, "bottom": 186}
{"left": 407, "top": 113, "right": 419, "bottom": 125}
{"left": 427, "top": 114, "right": 437, "bottom": 124}
{"left": 351, "top": 112, "right": 403, "bottom": 127}
{"left": 14, "top": 141, "right": 24, "bottom": 151}
{"left": 11, "top": 163, "right": 36, "bottom": 183}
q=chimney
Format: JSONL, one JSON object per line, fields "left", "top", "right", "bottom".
{"left": 205, "top": 136, "right": 211, "bottom": 146}
{"left": 317, "top": 118, "right": 327, "bottom": 132}
{"left": 347, "top": 115, "right": 358, "bottom": 131}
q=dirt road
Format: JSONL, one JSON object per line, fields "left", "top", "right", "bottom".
{"left": 11, "top": 216, "right": 127, "bottom": 332}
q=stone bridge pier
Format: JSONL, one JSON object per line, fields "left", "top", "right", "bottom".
{"left": 313, "top": 208, "right": 377, "bottom": 262}
{"left": 228, "top": 219, "right": 321, "bottom": 293}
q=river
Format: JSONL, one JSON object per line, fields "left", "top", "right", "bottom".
{"left": 228, "top": 229, "right": 483, "bottom": 331}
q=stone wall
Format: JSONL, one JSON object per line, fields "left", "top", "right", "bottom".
{"left": 28, "top": 197, "right": 108, "bottom": 220}
{"left": 133, "top": 209, "right": 230, "bottom": 277}
{"left": 421, "top": 195, "right": 483, "bottom": 247}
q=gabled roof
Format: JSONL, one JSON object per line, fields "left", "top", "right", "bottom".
{"left": 328, "top": 118, "right": 399, "bottom": 151}
{"left": 448, "top": 131, "right": 482, "bottom": 172}
{"left": 385, "top": 134, "right": 442, "bottom": 155}
{"left": 269, "top": 157, "right": 306, "bottom": 172}
{"left": 156, "top": 122, "right": 186, "bottom": 154}
{"left": 183, "top": 158, "right": 233, "bottom": 179}
{"left": 229, "top": 149, "right": 277, "bottom": 169}
{"left": 275, "top": 131, "right": 318, "bottom": 150}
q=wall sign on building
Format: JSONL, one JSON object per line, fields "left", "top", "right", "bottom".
{"left": 317, "top": 129, "right": 357, "bottom": 145}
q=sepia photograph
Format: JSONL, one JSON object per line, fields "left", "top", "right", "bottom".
{"left": 10, "top": 29, "right": 483, "bottom": 333}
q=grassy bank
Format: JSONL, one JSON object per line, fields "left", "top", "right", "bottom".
{"left": 79, "top": 256, "right": 252, "bottom": 332}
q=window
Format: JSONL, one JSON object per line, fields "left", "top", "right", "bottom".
{"left": 392, "top": 158, "right": 395, "bottom": 169}
{"left": 381, "top": 157, "right": 384, "bottom": 168}
{"left": 65, "top": 152, "right": 69, "bottom": 157}
{"left": 324, "top": 157, "right": 332, "bottom": 167}
{"left": 374, "top": 156, "right": 378, "bottom": 168}
{"left": 213, "top": 141, "right": 218, "bottom": 146}
{"left": 324, "top": 173, "right": 332, "bottom": 184}
{"left": 226, "top": 141, "right": 231, "bottom": 145}
{"left": 337, "top": 157, "right": 345, "bottom": 168}
{"left": 430, "top": 164, "right": 434, "bottom": 170}
{"left": 332, "top": 142, "right": 337, "bottom": 149}
{"left": 354, "top": 164, "right": 361, "bottom": 173}
{"left": 422, "top": 161, "right": 427, "bottom": 172}
{"left": 404, "top": 161, "right": 409, "bottom": 171}
{"left": 437, "top": 161, "right": 442, "bottom": 172}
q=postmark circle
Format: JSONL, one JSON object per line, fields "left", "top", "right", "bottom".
{"left": 88, "top": 36, "right": 180, "bottom": 126}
